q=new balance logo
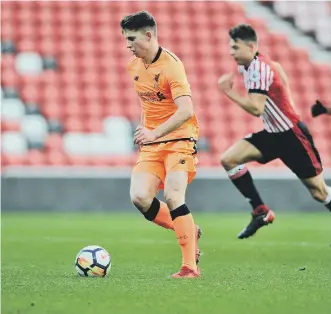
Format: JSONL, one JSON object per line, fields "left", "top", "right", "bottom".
{"left": 157, "top": 91, "right": 166, "bottom": 101}
{"left": 179, "top": 159, "right": 186, "bottom": 164}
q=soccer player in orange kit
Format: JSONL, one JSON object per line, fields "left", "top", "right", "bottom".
{"left": 121, "top": 11, "right": 202, "bottom": 278}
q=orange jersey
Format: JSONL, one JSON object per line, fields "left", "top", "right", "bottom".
{"left": 127, "top": 47, "right": 199, "bottom": 142}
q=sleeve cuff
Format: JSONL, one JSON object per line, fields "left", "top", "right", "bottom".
{"left": 173, "top": 94, "right": 192, "bottom": 101}
{"left": 248, "top": 89, "right": 268, "bottom": 95}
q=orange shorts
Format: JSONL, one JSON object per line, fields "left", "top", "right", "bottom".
{"left": 132, "top": 140, "right": 198, "bottom": 190}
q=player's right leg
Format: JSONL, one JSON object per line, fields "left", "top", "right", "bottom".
{"left": 130, "top": 169, "right": 174, "bottom": 231}
{"left": 220, "top": 135, "right": 276, "bottom": 239}
{"left": 301, "top": 173, "right": 331, "bottom": 211}
{"left": 279, "top": 121, "right": 330, "bottom": 212}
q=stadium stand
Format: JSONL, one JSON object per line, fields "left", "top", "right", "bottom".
{"left": 1, "top": 1, "right": 330, "bottom": 168}
{"left": 261, "top": 1, "right": 331, "bottom": 50}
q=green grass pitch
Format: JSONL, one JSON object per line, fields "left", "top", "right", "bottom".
{"left": 2, "top": 212, "right": 331, "bottom": 314}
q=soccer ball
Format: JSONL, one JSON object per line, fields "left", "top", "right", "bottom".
{"left": 75, "top": 245, "right": 111, "bottom": 277}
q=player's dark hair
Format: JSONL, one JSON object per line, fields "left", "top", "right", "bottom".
{"left": 229, "top": 24, "right": 257, "bottom": 42}
{"left": 120, "top": 11, "right": 157, "bottom": 34}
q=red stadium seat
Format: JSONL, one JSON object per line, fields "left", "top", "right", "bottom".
{"left": 2, "top": 154, "right": 27, "bottom": 167}
{"left": 1, "top": 55, "right": 15, "bottom": 71}
{"left": 1, "top": 70, "right": 20, "bottom": 88}
{"left": 45, "top": 134, "right": 63, "bottom": 151}
{"left": 27, "top": 150, "right": 46, "bottom": 166}
{"left": 64, "top": 117, "right": 86, "bottom": 132}
{"left": 85, "top": 117, "right": 103, "bottom": 133}
{"left": 67, "top": 155, "right": 91, "bottom": 166}
{"left": 46, "top": 151, "right": 67, "bottom": 166}
{"left": 90, "top": 156, "right": 112, "bottom": 167}
{"left": 42, "top": 101, "right": 64, "bottom": 120}
{"left": 1, "top": 121, "right": 20, "bottom": 132}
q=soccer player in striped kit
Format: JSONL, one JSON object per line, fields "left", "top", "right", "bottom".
{"left": 218, "top": 24, "right": 331, "bottom": 239}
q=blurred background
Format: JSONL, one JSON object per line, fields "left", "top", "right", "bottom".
{"left": 1, "top": 0, "right": 331, "bottom": 212}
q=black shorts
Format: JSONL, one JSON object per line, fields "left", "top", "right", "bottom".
{"left": 244, "top": 121, "right": 323, "bottom": 179}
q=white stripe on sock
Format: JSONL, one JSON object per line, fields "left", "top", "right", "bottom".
{"left": 227, "top": 165, "right": 246, "bottom": 177}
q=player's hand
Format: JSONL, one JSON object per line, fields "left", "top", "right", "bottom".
{"left": 218, "top": 73, "right": 234, "bottom": 93}
{"left": 134, "top": 125, "right": 157, "bottom": 145}
{"left": 311, "top": 100, "right": 327, "bottom": 117}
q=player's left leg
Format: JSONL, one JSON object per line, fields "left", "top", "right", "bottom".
{"left": 164, "top": 171, "right": 200, "bottom": 278}
{"left": 164, "top": 145, "right": 201, "bottom": 278}
{"left": 301, "top": 174, "right": 331, "bottom": 211}
{"left": 280, "top": 121, "right": 330, "bottom": 211}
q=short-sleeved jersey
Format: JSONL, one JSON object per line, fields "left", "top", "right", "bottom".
{"left": 239, "top": 52, "right": 300, "bottom": 133}
{"left": 127, "top": 47, "right": 199, "bottom": 142}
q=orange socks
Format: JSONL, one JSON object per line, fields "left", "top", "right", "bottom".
{"left": 142, "top": 199, "right": 197, "bottom": 271}
{"left": 152, "top": 201, "right": 174, "bottom": 230}
{"left": 143, "top": 198, "right": 174, "bottom": 230}
{"left": 171, "top": 205, "right": 197, "bottom": 271}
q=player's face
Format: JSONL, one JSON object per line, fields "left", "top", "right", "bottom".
{"left": 123, "top": 30, "right": 151, "bottom": 59}
{"left": 229, "top": 39, "right": 254, "bottom": 65}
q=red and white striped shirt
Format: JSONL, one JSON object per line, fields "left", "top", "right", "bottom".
{"left": 239, "top": 52, "right": 300, "bottom": 133}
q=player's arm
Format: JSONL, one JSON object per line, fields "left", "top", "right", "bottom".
{"left": 134, "top": 61, "right": 193, "bottom": 144}
{"left": 134, "top": 110, "right": 145, "bottom": 137}
{"left": 152, "top": 63, "right": 194, "bottom": 139}
{"left": 218, "top": 73, "right": 266, "bottom": 116}
{"left": 134, "top": 97, "right": 193, "bottom": 144}
{"left": 152, "top": 60, "right": 194, "bottom": 139}
{"left": 140, "top": 108, "right": 144, "bottom": 125}
{"left": 225, "top": 86, "right": 266, "bottom": 116}
{"left": 153, "top": 96, "right": 193, "bottom": 139}
{"left": 272, "top": 61, "right": 297, "bottom": 111}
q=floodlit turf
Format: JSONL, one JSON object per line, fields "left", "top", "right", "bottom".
{"left": 1, "top": 212, "right": 331, "bottom": 314}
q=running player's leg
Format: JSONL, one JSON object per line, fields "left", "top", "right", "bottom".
{"left": 130, "top": 164, "right": 174, "bottom": 230}
{"left": 281, "top": 122, "right": 331, "bottom": 211}
{"left": 301, "top": 174, "right": 331, "bottom": 211}
{"left": 221, "top": 132, "right": 277, "bottom": 239}
{"left": 221, "top": 138, "right": 266, "bottom": 212}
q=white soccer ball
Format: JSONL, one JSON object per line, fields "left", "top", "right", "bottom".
{"left": 75, "top": 245, "right": 111, "bottom": 277}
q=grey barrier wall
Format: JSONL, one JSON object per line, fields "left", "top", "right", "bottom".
{"left": 2, "top": 167, "right": 331, "bottom": 212}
